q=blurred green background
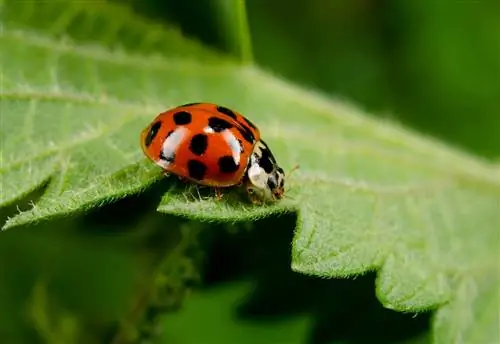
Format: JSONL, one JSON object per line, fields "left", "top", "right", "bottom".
{"left": 1, "top": 1, "right": 499, "bottom": 343}
{"left": 128, "top": 0, "right": 500, "bottom": 159}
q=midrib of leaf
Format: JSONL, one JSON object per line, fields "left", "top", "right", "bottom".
{"left": 1, "top": 1, "right": 499, "bottom": 343}
{"left": 2, "top": 90, "right": 495, "bottom": 198}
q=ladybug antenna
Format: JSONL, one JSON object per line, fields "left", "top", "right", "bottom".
{"left": 286, "top": 164, "right": 300, "bottom": 178}
{"left": 281, "top": 164, "right": 299, "bottom": 200}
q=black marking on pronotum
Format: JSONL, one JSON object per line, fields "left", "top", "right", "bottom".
{"left": 187, "top": 160, "right": 207, "bottom": 180}
{"left": 189, "top": 133, "right": 208, "bottom": 156}
{"left": 218, "top": 155, "right": 239, "bottom": 174}
{"left": 267, "top": 175, "right": 277, "bottom": 191}
{"left": 173, "top": 111, "right": 192, "bottom": 125}
{"left": 208, "top": 117, "right": 233, "bottom": 132}
{"left": 145, "top": 121, "right": 161, "bottom": 147}
{"left": 259, "top": 140, "right": 277, "bottom": 163}
{"left": 216, "top": 106, "right": 238, "bottom": 120}
{"left": 277, "top": 167, "right": 285, "bottom": 187}
{"left": 258, "top": 147, "right": 275, "bottom": 174}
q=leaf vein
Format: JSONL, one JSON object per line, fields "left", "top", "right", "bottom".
{"left": 0, "top": 111, "right": 139, "bottom": 174}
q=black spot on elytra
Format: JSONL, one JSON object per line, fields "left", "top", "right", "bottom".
{"left": 187, "top": 160, "right": 207, "bottom": 180}
{"left": 145, "top": 121, "right": 161, "bottom": 147}
{"left": 173, "top": 111, "right": 192, "bottom": 125}
{"left": 216, "top": 106, "right": 238, "bottom": 120}
{"left": 259, "top": 147, "right": 275, "bottom": 174}
{"left": 237, "top": 126, "right": 255, "bottom": 143}
{"left": 180, "top": 102, "right": 201, "bottom": 107}
{"left": 214, "top": 106, "right": 256, "bottom": 143}
{"left": 218, "top": 156, "right": 239, "bottom": 174}
{"left": 208, "top": 117, "right": 233, "bottom": 132}
{"left": 242, "top": 116, "right": 257, "bottom": 130}
{"left": 189, "top": 134, "right": 208, "bottom": 156}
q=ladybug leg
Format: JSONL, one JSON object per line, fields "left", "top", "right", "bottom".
{"left": 184, "top": 184, "right": 203, "bottom": 202}
{"left": 194, "top": 185, "right": 203, "bottom": 201}
{"left": 249, "top": 195, "right": 262, "bottom": 205}
{"left": 214, "top": 187, "right": 223, "bottom": 201}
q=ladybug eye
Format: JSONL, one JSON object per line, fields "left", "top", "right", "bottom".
{"left": 145, "top": 121, "right": 162, "bottom": 147}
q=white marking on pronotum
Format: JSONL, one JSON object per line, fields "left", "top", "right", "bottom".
{"left": 247, "top": 163, "right": 267, "bottom": 189}
{"left": 222, "top": 129, "right": 241, "bottom": 165}
{"left": 252, "top": 141, "right": 265, "bottom": 159}
{"left": 158, "top": 127, "right": 188, "bottom": 168}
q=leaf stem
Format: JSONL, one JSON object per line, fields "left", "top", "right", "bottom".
{"left": 216, "top": 0, "right": 254, "bottom": 64}
{"left": 234, "top": 0, "right": 253, "bottom": 63}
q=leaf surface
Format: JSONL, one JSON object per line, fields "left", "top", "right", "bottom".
{"left": 1, "top": 1, "right": 499, "bottom": 343}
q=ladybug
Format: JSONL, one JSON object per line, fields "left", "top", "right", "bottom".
{"left": 140, "top": 102, "right": 286, "bottom": 203}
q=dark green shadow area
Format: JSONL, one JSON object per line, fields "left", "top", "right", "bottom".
{"left": 0, "top": 178, "right": 196, "bottom": 344}
{"left": 160, "top": 213, "right": 431, "bottom": 344}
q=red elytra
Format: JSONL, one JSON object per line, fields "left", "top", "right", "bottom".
{"left": 140, "top": 102, "right": 260, "bottom": 187}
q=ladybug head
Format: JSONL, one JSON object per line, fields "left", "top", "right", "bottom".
{"left": 245, "top": 141, "right": 286, "bottom": 202}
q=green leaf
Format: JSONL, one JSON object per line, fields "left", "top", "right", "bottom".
{"left": 1, "top": 1, "right": 499, "bottom": 343}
